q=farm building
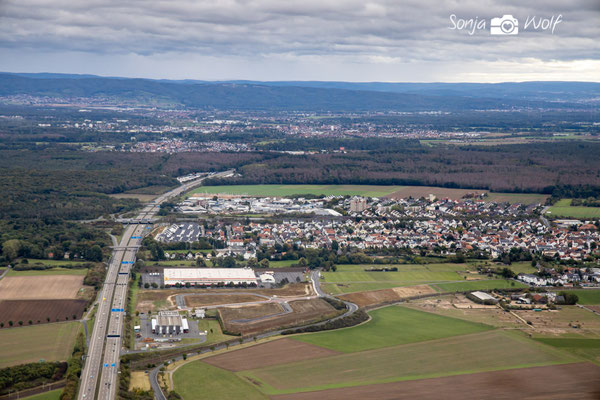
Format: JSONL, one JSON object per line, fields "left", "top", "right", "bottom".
{"left": 163, "top": 267, "right": 258, "bottom": 286}
{"left": 468, "top": 291, "right": 498, "bottom": 304}
{"left": 152, "top": 311, "right": 189, "bottom": 335}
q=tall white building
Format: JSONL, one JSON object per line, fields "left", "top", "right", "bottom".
{"left": 350, "top": 197, "right": 367, "bottom": 213}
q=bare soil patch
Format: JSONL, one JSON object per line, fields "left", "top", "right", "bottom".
{"left": 204, "top": 338, "right": 339, "bottom": 371}
{"left": 0, "top": 299, "right": 87, "bottom": 324}
{"left": 386, "top": 186, "right": 486, "bottom": 201}
{"left": 513, "top": 306, "right": 600, "bottom": 335}
{"left": 407, "top": 295, "right": 522, "bottom": 328}
{"left": 219, "top": 303, "right": 283, "bottom": 321}
{"left": 184, "top": 294, "right": 265, "bottom": 307}
{"left": 0, "top": 276, "right": 84, "bottom": 300}
{"left": 272, "top": 362, "right": 600, "bottom": 400}
{"left": 339, "top": 285, "right": 435, "bottom": 307}
{"left": 221, "top": 299, "right": 339, "bottom": 336}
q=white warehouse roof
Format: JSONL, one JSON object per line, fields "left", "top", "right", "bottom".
{"left": 164, "top": 267, "right": 257, "bottom": 285}
{"left": 471, "top": 291, "right": 496, "bottom": 301}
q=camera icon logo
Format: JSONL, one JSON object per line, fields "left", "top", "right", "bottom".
{"left": 490, "top": 15, "right": 519, "bottom": 35}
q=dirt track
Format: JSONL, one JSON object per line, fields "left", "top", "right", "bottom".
{"left": 271, "top": 362, "right": 600, "bottom": 400}
{"left": 221, "top": 299, "right": 339, "bottom": 335}
{"left": 184, "top": 294, "right": 267, "bottom": 307}
{"left": 339, "top": 285, "right": 435, "bottom": 307}
{"left": 203, "top": 338, "right": 339, "bottom": 371}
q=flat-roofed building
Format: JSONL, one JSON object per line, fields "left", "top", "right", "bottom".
{"left": 163, "top": 267, "right": 258, "bottom": 286}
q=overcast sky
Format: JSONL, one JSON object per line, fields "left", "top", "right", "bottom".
{"left": 0, "top": 0, "right": 599, "bottom": 82}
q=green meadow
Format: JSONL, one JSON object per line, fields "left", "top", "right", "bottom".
{"left": 293, "top": 306, "right": 491, "bottom": 353}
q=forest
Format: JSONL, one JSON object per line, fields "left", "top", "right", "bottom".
{"left": 205, "top": 142, "right": 600, "bottom": 193}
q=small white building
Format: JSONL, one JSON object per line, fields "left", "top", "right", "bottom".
{"left": 259, "top": 271, "right": 276, "bottom": 284}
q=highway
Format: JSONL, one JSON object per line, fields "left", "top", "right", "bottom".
{"left": 149, "top": 270, "right": 359, "bottom": 400}
{"left": 78, "top": 170, "right": 234, "bottom": 400}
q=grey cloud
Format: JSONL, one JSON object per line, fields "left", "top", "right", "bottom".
{"left": 0, "top": 0, "right": 598, "bottom": 80}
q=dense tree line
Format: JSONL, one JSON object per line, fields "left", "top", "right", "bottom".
{"left": 60, "top": 333, "right": 85, "bottom": 400}
{"left": 282, "top": 309, "right": 369, "bottom": 335}
{"left": 0, "top": 219, "right": 111, "bottom": 264}
{"left": 0, "top": 362, "right": 67, "bottom": 395}
{"left": 205, "top": 142, "right": 600, "bottom": 194}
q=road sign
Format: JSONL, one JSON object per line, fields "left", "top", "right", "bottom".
{"left": 112, "top": 308, "right": 124, "bottom": 312}
{"left": 121, "top": 261, "right": 133, "bottom": 264}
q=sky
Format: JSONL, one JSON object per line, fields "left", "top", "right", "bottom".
{"left": 0, "top": 0, "right": 599, "bottom": 82}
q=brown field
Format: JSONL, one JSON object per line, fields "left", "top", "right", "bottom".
{"left": 0, "top": 299, "right": 87, "bottom": 324}
{"left": 221, "top": 299, "right": 339, "bottom": 336}
{"left": 0, "top": 276, "right": 85, "bottom": 300}
{"left": 184, "top": 294, "right": 266, "bottom": 308}
{"left": 204, "top": 338, "right": 339, "bottom": 371}
{"left": 272, "top": 362, "right": 600, "bottom": 400}
{"left": 129, "top": 371, "right": 152, "bottom": 391}
{"left": 514, "top": 306, "right": 600, "bottom": 336}
{"left": 406, "top": 295, "right": 523, "bottom": 328}
{"left": 135, "top": 283, "right": 312, "bottom": 312}
{"left": 339, "top": 285, "right": 436, "bottom": 307}
{"left": 386, "top": 186, "right": 487, "bottom": 201}
{"left": 219, "top": 303, "right": 284, "bottom": 322}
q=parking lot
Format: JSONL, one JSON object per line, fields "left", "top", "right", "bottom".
{"left": 136, "top": 313, "right": 207, "bottom": 344}
{"left": 156, "top": 223, "right": 202, "bottom": 243}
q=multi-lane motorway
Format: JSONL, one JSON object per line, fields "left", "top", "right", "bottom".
{"left": 78, "top": 170, "right": 233, "bottom": 400}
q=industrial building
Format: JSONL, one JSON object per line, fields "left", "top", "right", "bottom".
{"left": 163, "top": 267, "right": 258, "bottom": 286}
{"left": 151, "top": 311, "right": 189, "bottom": 335}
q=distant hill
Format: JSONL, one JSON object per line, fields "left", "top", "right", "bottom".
{"left": 0, "top": 72, "right": 596, "bottom": 111}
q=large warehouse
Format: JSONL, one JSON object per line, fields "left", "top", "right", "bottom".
{"left": 163, "top": 267, "right": 258, "bottom": 286}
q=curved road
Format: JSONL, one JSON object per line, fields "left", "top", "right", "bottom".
{"left": 150, "top": 270, "right": 359, "bottom": 400}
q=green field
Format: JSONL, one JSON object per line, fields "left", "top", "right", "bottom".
{"left": 506, "top": 261, "right": 538, "bottom": 275}
{"left": 21, "top": 389, "right": 62, "bottom": 400}
{"left": 189, "top": 319, "right": 236, "bottom": 345}
{"left": 485, "top": 193, "right": 548, "bottom": 205}
{"left": 0, "top": 322, "right": 81, "bottom": 368}
{"left": 323, "top": 263, "right": 475, "bottom": 285}
{"left": 266, "top": 259, "right": 301, "bottom": 268}
{"left": 561, "top": 290, "right": 600, "bottom": 305}
{"left": 242, "top": 330, "right": 577, "bottom": 395}
{"left": 294, "top": 306, "right": 491, "bottom": 353}
{"left": 24, "top": 259, "right": 88, "bottom": 266}
{"left": 173, "top": 360, "right": 267, "bottom": 400}
{"left": 7, "top": 267, "right": 88, "bottom": 276}
{"left": 547, "top": 199, "right": 600, "bottom": 218}
{"left": 323, "top": 282, "right": 410, "bottom": 295}
{"left": 319, "top": 263, "right": 527, "bottom": 295}
{"left": 190, "top": 184, "right": 404, "bottom": 198}
{"left": 432, "top": 279, "right": 526, "bottom": 292}
{"left": 534, "top": 338, "right": 600, "bottom": 364}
